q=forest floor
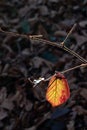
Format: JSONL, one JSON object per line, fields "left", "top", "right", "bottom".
{"left": 0, "top": 0, "right": 87, "bottom": 130}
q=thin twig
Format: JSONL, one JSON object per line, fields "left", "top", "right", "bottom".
{"left": 63, "top": 46, "right": 87, "bottom": 63}
{"left": 0, "top": 26, "right": 87, "bottom": 88}
{"left": 30, "top": 37, "right": 87, "bottom": 63}
{"left": 61, "top": 23, "right": 76, "bottom": 46}
{"left": 61, "top": 63, "right": 87, "bottom": 74}
{"left": 30, "top": 24, "right": 87, "bottom": 63}
{"left": 0, "top": 26, "right": 87, "bottom": 63}
{"left": 0, "top": 27, "right": 28, "bottom": 38}
{"left": 60, "top": 24, "right": 87, "bottom": 63}
{"left": 45, "top": 63, "right": 87, "bottom": 81}
{"left": 0, "top": 27, "right": 43, "bottom": 39}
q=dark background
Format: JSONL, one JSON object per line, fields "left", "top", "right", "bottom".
{"left": 0, "top": 0, "right": 87, "bottom": 130}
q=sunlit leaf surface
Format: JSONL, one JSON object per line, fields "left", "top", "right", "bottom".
{"left": 46, "top": 73, "right": 70, "bottom": 107}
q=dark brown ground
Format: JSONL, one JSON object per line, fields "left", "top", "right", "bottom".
{"left": 0, "top": 0, "right": 87, "bottom": 130}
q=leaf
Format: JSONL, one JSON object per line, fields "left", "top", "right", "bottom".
{"left": 79, "top": 20, "right": 87, "bottom": 27}
{"left": 80, "top": 88, "right": 87, "bottom": 101}
{"left": 46, "top": 72, "right": 70, "bottom": 107}
{"left": 49, "top": 0, "right": 59, "bottom": 3}
{"left": 0, "top": 109, "right": 8, "bottom": 120}
{"left": 38, "top": 5, "right": 49, "bottom": 16}
{"left": 67, "top": 120, "right": 75, "bottom": 130}
{"left": 72, "top": 33, "right": 87, "bottom": 48}
{"left": 1, "top": 98, "right": 14, "bottom": 110}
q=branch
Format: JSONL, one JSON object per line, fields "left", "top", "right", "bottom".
{"left": 32, "top": 63, "right": 87, "bottom": 86}
{"left": 61, "top": 63, "right": 87, "bottom": 74}
{"left": 0, "top": 25, "right": 87, "bottom": 63}
{"left": 30, "top": 24, "right": 87, "bottom": 63}
{"left": 61, "top": 23, "right": 76, "bottom": 46}
{"left": 30, "top": 37, "right": 87, "bottom": 63}
{"left": 45, "top": 63, "right": 87, "bottom": 82}
{"left": 0, "top": 27, "right": 43, "bottom": 39}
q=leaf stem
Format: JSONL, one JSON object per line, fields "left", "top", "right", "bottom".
{"left": 45, "top": 63, "right": 87, "bottom": 81}
{"left": 61, "top": 63, "right": 87, "bottom": 74}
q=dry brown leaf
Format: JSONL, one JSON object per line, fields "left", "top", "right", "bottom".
{"left": 73, "top": 105, "right": 87, "bottom": 115}
{"left": 79, "top": 20, "right": 87, "bottom": 27}
{"left": 25, "top": 100, "right": 33, "bottom": 111}
{"left": 67, "top": 100, "right": 76, "bottom": 108}
{"left": 25, "top": 126, "right": 36, "bottom": 130}
{"left": 80, "top": 88, "right": 87, "bottom": 100}
{"left": 21, "top": 48, "right": 31, "bottom": 56}
{"left": 1, "top": 98, "right": 14, "bottom": 110}
{"left": 0, "top": 87, "right": 7, "bottom": 103}
{"left": 32, "top": 56, "right": 53, "bottom": 69}
{"left": 67, "top": 120, "right": 75, "bottom": 130}
{"left": 37, "top": 24, "right": 49, "bottom": 39}
{"left": 19, "top": 65, "right": 28, "bottom": 77}
{"left": 18, "top": 6, "right": 29, "bottom": 17}
{"left": 32, "top": 57, "right": 43, "bottom": 68}
{"left": 33, "top": 84, "right": 45, "bottom": 101}
{"left": 9, "top": 18, "right": 19, "bottom": 24}
{"left": 49, "top": 0, "right": 59, "bottom": 2}
{"left": 11, "top": 90, "right": 23, "bottom": 106}
{"left": 54, "top": 30, "right": 67, "bottom": 37}
{"left": 50, "top": 10, "right": 57, "bottom": 18}
{"left": 2, "top": 63, "right": 10, "bottom": 74}
{"left": 59, "top": 19, "right": 75, "bottom": 29}
{"left": 36, "top": 112, "right": 51, "bottom": 127}
{"left": 72, "top": 33, "right": 87, "bottom": 48}
{"left": 0, "top": 109, "right": 8, "bottom": 120}
{"left": 38, "top": 5, "right": 49, "bottom": 16}
{"left": 2, "top": 43, "right": 13, "bottom": 53}
{"left": 83, "top": 0, "right": 87, "bottom": 4}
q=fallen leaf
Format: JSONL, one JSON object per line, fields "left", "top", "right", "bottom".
{"left": 25, "top": 126, "right": 36, "bottom": 130}
{"left": 54, "top": 30, "right": 67, "bottom": 37}
{"left": 72, "top": 33, "right": 87, "bottom": 48}
{"left": 80, "top": 88, "right": 87, "bottom": 100}
{"left": 1, "top": 98, "right": 14, "bottom": 110}
{"left": 38, "top": 5, "right": 49, "bottom": 16}
{"left": 67, "top": 120, "right": 75, "bottom": 130}
{"left": 0, "top": 87, "right": 7, "bottom": 103}
{"left": 0, "top": 109, "right": 8, "bottom": 120}
{"left": 18, "top": 6, "right": 29, "bottom": 17}
{"left": 49, "top": 0, "right": 59, "bottom": 3}
{"left": 25, "top": 100, "right": 33, "bottom": 111}
{"left": 32, "top": 56, "right": 53, "bottom": 69}
{"left": 73, "top": 105, "right": 87, "bottom": 115}
{"left": 79, "top": 20, "right": 87, "bottom": 27}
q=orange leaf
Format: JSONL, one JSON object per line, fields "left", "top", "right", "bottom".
{"left": 46, "top": 72, "right": 70, "bottom": 107}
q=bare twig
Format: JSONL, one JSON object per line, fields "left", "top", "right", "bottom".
{"left": 0, "top": 25, "right": 87, "bottom": 63}
{"left": 0, "top": 27, "right": 28, "bottom": 38}
{"left": 63, "top": 46, "right": 87, "bottom": 63}
{"left": 0, "top": 26, "right": 87, "bottom": 86}
{"left": 0, "top": 27, "right": 43, "bottom": 39}
{"left": 61, "top": 23, "right": 76, "bottom": 46}
{"left": 44, "top": 63, "right": 87, "bottom": 82}
{"left": 61, "top": 63, "right": 87, "bottom": 74}
{"left": 30, "top": 24, "right": 87, "bottom": 63}
{"left": 30, "top": 37, "right": 87, "bottom": 63}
